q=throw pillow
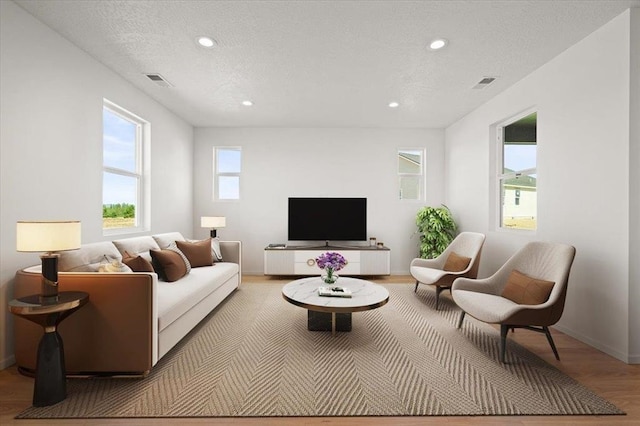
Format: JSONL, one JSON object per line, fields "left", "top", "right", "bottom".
{"left": 98, "top": 256, "right": 132, "bottom": 273}
{"left": 167, "top": 242, "right": 191, "bottom": 274}
{"left": 176, "top": 239, "right": 213, "bottom": 267}
{"left": 122, "top": 251, "right": 155, "bottom": 272}
{"left": 443, "top": 252, "right": 471, "bottom": 272}
{"left": 501, "top": 270, "right": 555, "bottom": 305}
{"left": 150, "top": 249, "right": 189, "bottom": 282}
{"left": 211, "top": 237, "right": 223, "bottom": 262}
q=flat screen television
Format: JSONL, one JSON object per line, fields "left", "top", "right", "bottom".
{"left": 288, "top": 197, "right": 367, "bottom": 242}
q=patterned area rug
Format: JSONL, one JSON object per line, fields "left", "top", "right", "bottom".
{"left": 17, "top": 282, "right": 623, "bottom": 418}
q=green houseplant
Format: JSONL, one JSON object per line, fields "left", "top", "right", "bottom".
{"left": 415, "top": 205, "right": 457, "bottom": 259}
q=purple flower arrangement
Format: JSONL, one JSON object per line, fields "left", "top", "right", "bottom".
{"left": 316, "top": 251, "right": 347, "bottom": 272}
{"left": 316, "top": 252, "right": 347, "bottom": 284}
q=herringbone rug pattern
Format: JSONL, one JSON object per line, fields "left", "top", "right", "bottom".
{"left": 17, "top": 282, "right": 623, "bottom": 418}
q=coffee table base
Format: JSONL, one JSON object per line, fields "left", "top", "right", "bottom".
{"left": 307, "top": 311, "right": 352, "bottom": 332}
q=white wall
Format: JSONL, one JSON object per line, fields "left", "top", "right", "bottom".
{"left": 629, "top": 8, "right": 640, "bottom": 363}
{"left": 445, "top": 10, "right": 637, "bottom": 363}
{"left": 193, "top": 128, "right": 445, "bottom": 275}
{"left": 0, "top": 1, "right": 194, "bottom": 368}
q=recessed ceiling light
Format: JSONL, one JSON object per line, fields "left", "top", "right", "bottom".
{"left": 429, "top": 38, "right": 448, "bottom": 50}
{"left": 242, "top": 100, "right": 253, "bottom": 106}
{"left": 197, "top": 36, "right": 216, "bottom": 48}
{"left": 388, "top": 102, "right": 399, "bottom": 108}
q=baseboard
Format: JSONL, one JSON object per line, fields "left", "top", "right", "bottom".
{"left": 554, "top": 323, "right": 630, "bottom": 363}
{"left": 1, "top": 354, "right": 16, "bottom": 370}
{"left": 628, "top": 353, "right": 640, "bottom": 364}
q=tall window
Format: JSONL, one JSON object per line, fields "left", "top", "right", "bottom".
{"left": 102, "top": 100, "right": 147, "bottom": 233}
{"left": 497, "top": 111, "right": 537, "bottom": 230}
{"left": 214, "top": 147, "right": 241, "bottom": 200}
{"left": 398, "top": 148, "right": 425, "bottom": 201}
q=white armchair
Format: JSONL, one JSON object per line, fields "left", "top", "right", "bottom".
{"left": 452, "top": 241, "right": 576, "bottom": 363}
{"left": 410, "top": 232, "right": 486, "bottom": 310}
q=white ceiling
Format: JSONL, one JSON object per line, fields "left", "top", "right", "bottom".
{"left": 14, "top": 0, "right": 640, "bottom": 128}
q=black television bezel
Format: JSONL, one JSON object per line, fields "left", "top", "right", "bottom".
{"left": 287, "top": 197, "right": 367, "bottom": 242}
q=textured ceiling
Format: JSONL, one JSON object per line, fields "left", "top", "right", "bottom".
{"left": 14, "top": 0, "right": 640, "bottom": 128}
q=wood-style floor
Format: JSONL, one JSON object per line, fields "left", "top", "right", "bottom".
{"left": 1, "top": 275, "right": 638, "bottom": 425}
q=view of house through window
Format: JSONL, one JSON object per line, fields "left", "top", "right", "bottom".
{"left": 498, "top": 111, "right": 537, "bottom": 230}
{"left": 102, "top": 100, "right": 146, "bottom": 232}
{"left": 214, "top": 147, "right": 241, "bottom": 200}
{"left": 398, "top": 149, "right": 425, "bottom": 201}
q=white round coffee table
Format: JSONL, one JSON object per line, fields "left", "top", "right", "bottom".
{"left": 282, "top": 276, "right": 389, "bottom": 334}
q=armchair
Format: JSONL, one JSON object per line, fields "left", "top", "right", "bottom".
{"left": 410, "top": 232, "right": 485, "bottom": 310}
{"left": 452, "top": 241, "right": 576, "bottom": 363}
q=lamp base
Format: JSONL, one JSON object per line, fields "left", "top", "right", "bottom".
{"left": 40, "top": 254, "right": 60, "bottom": 303}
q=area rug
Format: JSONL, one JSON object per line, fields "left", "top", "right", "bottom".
{"left": 17, "top": 282, "right": 623, "bottom": 418}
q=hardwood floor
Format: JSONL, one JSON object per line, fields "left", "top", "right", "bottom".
{"left": 1, "top": 275, "right": 638, "bottom": 425}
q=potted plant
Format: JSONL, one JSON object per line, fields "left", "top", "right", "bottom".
{"left": 415, "top": 205, "right": 457, "bottom": 259}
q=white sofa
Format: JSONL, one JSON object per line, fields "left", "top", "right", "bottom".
{"left": 13, "top": 232, "right": 241, "bottom": 376}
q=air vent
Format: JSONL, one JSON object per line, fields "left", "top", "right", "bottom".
{"left": 472, "top": 76, "right": 497, "bottom": 90}
{"left": 145, "top": 73, "right": 173, "bottom": 88}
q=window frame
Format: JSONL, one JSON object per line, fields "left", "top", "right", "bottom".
{"left": 102, "top": 99, "right": 149, "bottom": 236}
{"left": 213, "top": 146, "right": 242, "bottom": 201}
{"left": 495, "top": 108, "right": 537, "bottom": 232}
{"left": 397, "top": 147, "right": 426, "bottom": 202}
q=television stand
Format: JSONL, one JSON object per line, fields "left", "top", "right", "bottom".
{"left": 264, "top": 245, "right": 390, "bottom": 276}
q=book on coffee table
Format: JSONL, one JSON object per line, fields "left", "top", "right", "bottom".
{"left": 318, "top": 286, "right": 352, "bottom": 298}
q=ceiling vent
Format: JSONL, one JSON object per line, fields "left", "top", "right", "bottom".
{"left": 472, "top": 77, "right": 497, "bottom": 90}
{"left": 145, "top": 73, "right": 173, "bottom": 88}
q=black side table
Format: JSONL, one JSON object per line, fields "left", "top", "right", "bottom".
{"left": 9, "top": 291, "right": 89, "bottom": 407}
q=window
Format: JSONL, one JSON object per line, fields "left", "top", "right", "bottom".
{"left": 398, "top": 148, "right": 425, "bottom": 201}
{"left": 102, "top": 100, "right": 148, "bottom": 233}
{"left": 214, "top": 147, "right": 241, "bottom": 200}
{"left": 497, "top": 111, "right": 537, "bottom": 230}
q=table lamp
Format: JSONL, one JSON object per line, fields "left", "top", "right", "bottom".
{"left": 16, "top": 221, "right": 81, "bottom": 302}
{"left": 201, "top": 216, "right": 226, "bottom": 238}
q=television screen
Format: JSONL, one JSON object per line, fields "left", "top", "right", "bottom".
{"left": 288, "top": 197, "right": 367, "bottom": 241}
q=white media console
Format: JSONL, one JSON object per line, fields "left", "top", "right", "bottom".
{"left": 264, "top": 245, "right": 391, "bottom": 276}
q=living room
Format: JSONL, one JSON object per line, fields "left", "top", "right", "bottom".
{"left": 1, "top": 0, "right": 638, "bottom": 423}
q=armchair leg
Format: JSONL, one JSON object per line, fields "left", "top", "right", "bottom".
{"left": 414, "top": 281, "right": 419, "bottom": 293}
{"left": 544, "top": 326, "right": 560, "bottom": 360}
{"left": 500, "top": 324, "right": 509, "bottom": 363}
{"left": 435, "top": 286, "right": 445, "bottom": 310}
{"left": 457, "top": 311, "right": 465, "bottom": 329}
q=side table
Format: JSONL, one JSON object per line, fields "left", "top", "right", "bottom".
{"left": 9, "top": 291, "right": 89, "bottom": 407}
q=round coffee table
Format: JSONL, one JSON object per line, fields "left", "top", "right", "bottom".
{"left": 282, "top": 276, "right": 389, "bottom": 334}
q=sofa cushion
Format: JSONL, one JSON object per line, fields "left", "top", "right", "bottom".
{"left": 58, "top": 241, "right": 123, "bottom": 272}
{"left": 176, "top": 239, "right": 213, "bottom": 267}
{"left": 443, "top": 252, "right": 471, "bottom": 272}
{"left": 122, "top": 251, "right": 155, "bottom": 272}
{"left": 150, "top": 249, "right": 189, "bottom": 282}
{"left": 501, "top": 270, "right": 555, "bottom": 305}
{"left": 156, "top": 263, "right": 239, "bottom": 332}
{"left": 153, "top": 232, "right": 186, "bottom": 249}
{"left": 113, "top": 236, "right": 160, "bottom": 263}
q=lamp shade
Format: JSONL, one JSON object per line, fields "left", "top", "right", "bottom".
{"left": 16, "top": 221, "right": 81, "bottom": 252}
{"left": 201, "top": 216, "right": 226, "bottom": 228}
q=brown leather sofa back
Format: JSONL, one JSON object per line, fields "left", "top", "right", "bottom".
{"left": 14, "top": 270, "right": 155, "bottom": 376}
